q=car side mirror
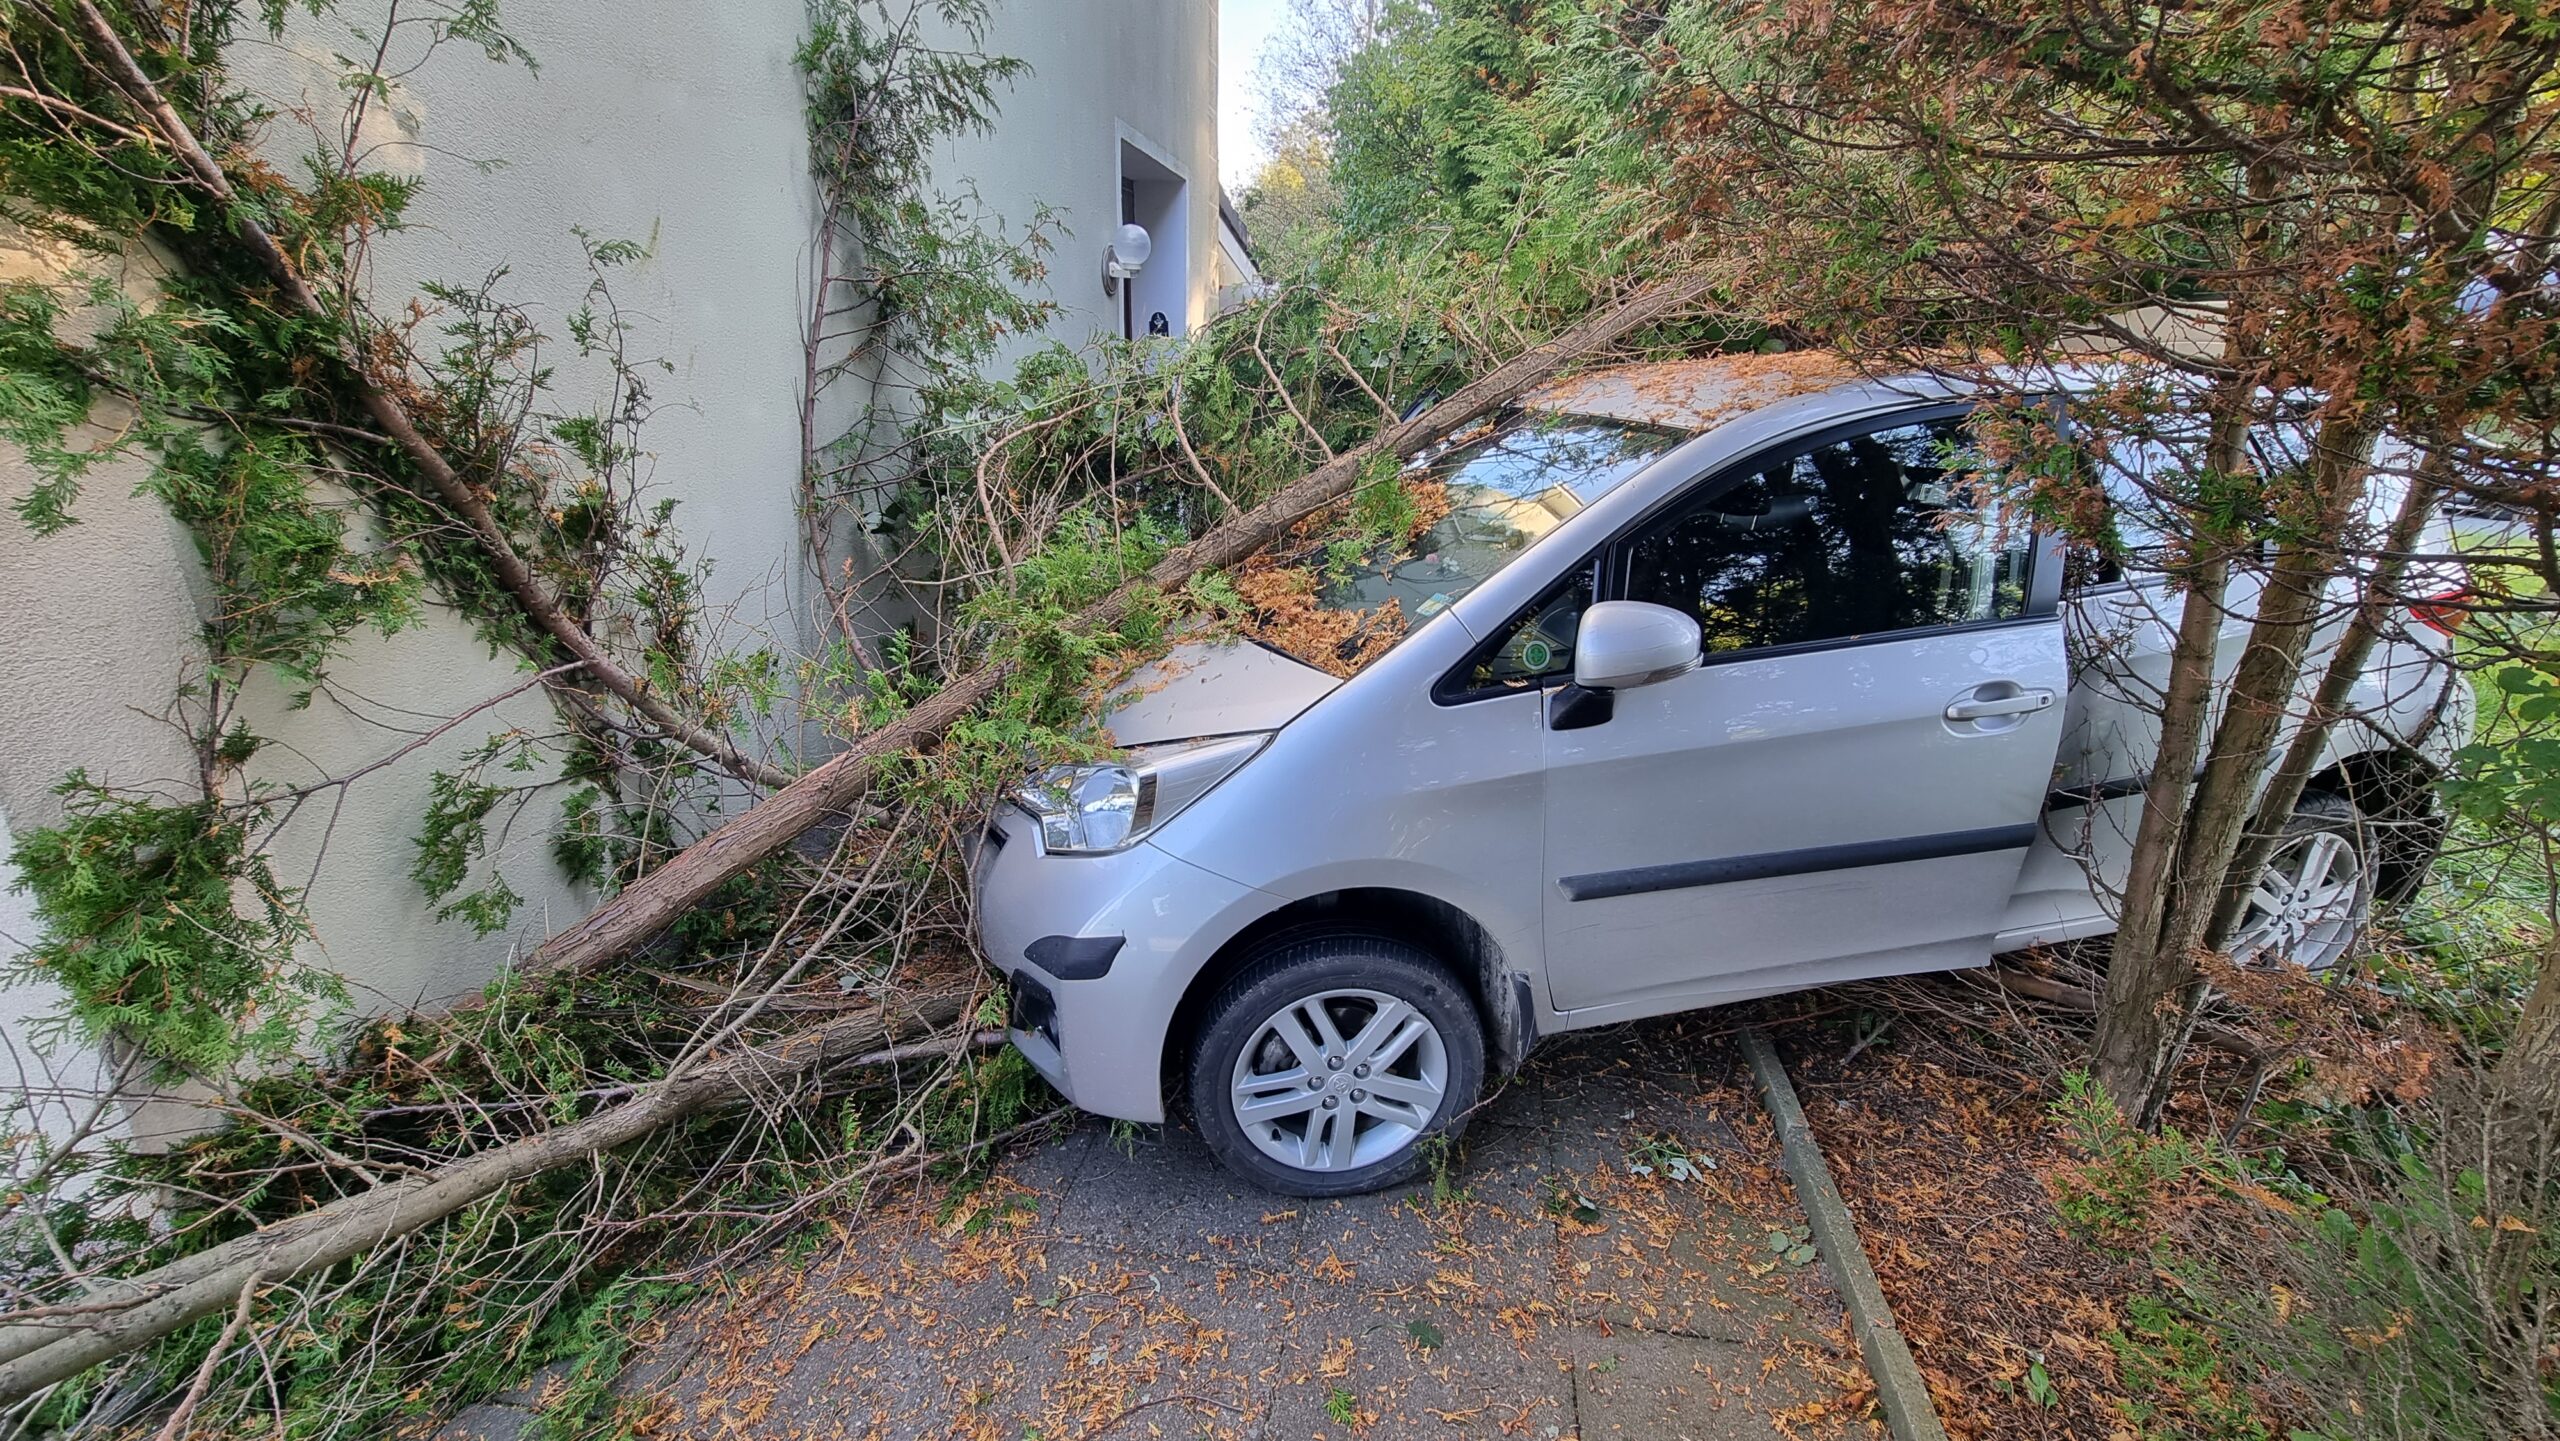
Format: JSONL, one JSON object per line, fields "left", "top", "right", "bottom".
{"left": 1572, "top": 601, "right": 1703, "bottom": 691}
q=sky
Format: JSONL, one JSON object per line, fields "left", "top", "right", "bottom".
{"left": 1220, "top": 0, "right": 1291, "bottom": 191}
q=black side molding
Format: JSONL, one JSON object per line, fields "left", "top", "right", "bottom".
{"left": 1558, "top": 824, "right": 2038, "bottom": 903}
{"left": 2045, "top": 760, "right": 2214, "bottom": 814}
{"left": 1024, "top": 934, "right": 1125, "bottom": 980}
{"left": 2045, "top": 774, "right": 2149, "bottom": 812}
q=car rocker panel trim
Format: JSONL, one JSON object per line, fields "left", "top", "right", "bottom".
{"left": 1556, "top": 824, "right": 2040, "bottom": 903}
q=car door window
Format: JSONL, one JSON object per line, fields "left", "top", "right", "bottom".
{"left": 1622, "top": 414, "right": 2032, "bottom": 654}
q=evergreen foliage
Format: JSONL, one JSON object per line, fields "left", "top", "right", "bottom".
{"left": 4, "top": 774, "right": 342, "bottom": 1078}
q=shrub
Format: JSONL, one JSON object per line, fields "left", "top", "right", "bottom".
{"left": 2049, "top": 1072, "right": 2207, "bottom": 1250}
{"left": 2223, "top": 1081, "right": 2560, "bottom": 1440}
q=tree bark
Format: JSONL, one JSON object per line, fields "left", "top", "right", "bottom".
{"left": 2089, "top": 151, "right": 2283, "bottom": 1123}
{"left": 2089, "top": 542, "right": 2232, "bottom": 1115}
{"left": 0, "top": 994, "right": 969, "bottom": 1400}
{"left": 2205, "top": 454, "right": 2445, "bottom": 945}
{"left": 2097, "top": 411, "right": 2382, "bottom": 1126}
{"left": 2097, "top": 412, "right": 2382, "bottom": 1125}
{"left": 2498, "top": 930, "right": 2560, "bottom": 1118}
{"left": 520, "top": 271, "right": 1720, "bottom": 977}
{"left": 2166, "top": 414, "right": 2383, "bottom": 941}
{"left": 66, "top": 1, "right": 794, "bottom": 790}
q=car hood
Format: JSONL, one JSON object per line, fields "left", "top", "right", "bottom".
{"left": 1103, "top": 638, "right": 1340, "bottom": 747}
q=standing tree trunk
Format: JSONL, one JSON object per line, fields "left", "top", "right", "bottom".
{"left": 2087, "top": 147, "right": 2282, "bottom": 1119}
{"left": 2205, "top": 451, "right": 2446, "bottom": 945}
{"left": 2090, "top": 540, "right": 2234, "bottom": 1113}
{"left": 2097, "top": 408, "right": 2382, "bottom": 1125}
{"left": 2500, "top": 929, "right": 2560, "bottom": 1119}
{"left": 2165, "top": 412, "right": 2384, "bottom": 952}
{"left": 2090, "top": 352, "right": 2261, "bottom": 1113}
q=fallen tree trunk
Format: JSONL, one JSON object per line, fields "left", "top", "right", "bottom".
{"left": 0, "top": 994, "right": 969, "bottom": 1401}
{"left": 522, "top": 270, "right": 1719, "bottom": 977}
{"left": 24, "top": 20, "right": 1714, "bottom": 1392}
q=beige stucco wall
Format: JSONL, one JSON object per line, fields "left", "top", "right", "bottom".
{"left": 0, "top": 0, "right": 1222, "bottom": 1077}
{"left": 940, "top": 2, "right": 1225, "bottom": 362}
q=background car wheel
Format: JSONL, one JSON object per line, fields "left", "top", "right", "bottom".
{"left": 2229, "top": 792, "right": 2371, "bottom": 973}
{"left": 1187, "top": 934, "right": 1485, "bottom": 1198}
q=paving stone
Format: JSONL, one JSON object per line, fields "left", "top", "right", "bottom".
{"left": 1569, "top": 1326, "right": 1806, "bottom": 1441}
{"left": 1556, "top": 1203, "right": 1805, "bottom": 1344}
{"left": 430, "top": 1400, "right": 533, "bottom": 1441}
{"left": 1294, "top": 1184, "right": 1557, "bottom": 1311}
{"left": 1043, "top": 1119, "right": 1311, "bottom": 1264}
{"left": 787, "top": 1244, "right": 1282, "bottom": 1439}
{"left": 1260, "top": 1304, "right": 1578, "bottom": 1441}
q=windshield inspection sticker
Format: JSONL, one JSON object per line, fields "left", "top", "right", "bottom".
{"left": 1416, "top": 592, "right": 1452, "bottom": 617}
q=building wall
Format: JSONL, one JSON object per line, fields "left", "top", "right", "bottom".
{"left": 0, "top": 0, "right": 1223, "bottom": 1085}
{"left": 937, "top": 2, "right": 1224, "bottom": 364}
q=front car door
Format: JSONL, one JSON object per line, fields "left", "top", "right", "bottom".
{"left": 1534, "top": 406, "right": 2070, "bottom": 1020}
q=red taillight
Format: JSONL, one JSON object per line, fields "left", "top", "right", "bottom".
{"left": 2410, "top": 587, "right": 2473, "bottom": 637}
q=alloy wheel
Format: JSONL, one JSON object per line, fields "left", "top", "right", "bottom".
{"left": 1228, "top": 987, "right": 1449, "bottom": 1173}
{"left": 2230, "top": 826, "right": 2369, "bottom": 972}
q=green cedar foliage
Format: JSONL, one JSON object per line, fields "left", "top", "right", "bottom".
{"left": 4, "top": 773, "right": 344, "bottom": 1079}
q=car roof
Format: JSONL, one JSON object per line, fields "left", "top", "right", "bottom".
{"left": 1517, "top": 347, "right": 2177, "bottom": 435}
{"left": 1518, "top": 352, "right": 1883, "bottom": 433}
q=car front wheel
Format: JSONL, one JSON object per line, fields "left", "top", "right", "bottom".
{"left": 1187, "top": 934, "right": 1485, "bottom": 1197}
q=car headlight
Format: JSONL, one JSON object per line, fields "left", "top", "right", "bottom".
{"left": 1011, "top": 733, "right": 1269, "bottom": 855}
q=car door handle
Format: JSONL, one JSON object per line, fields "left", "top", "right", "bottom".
{"left": 1945, "top": 685, "right": 2056, "bottom": 722}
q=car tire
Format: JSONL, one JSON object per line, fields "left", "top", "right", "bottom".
{"left": 1186, "top": 934, "right": 1485, "bottom": 1198}
{"left": 2229, "top": 792, "right": 2372, "bottom": 973}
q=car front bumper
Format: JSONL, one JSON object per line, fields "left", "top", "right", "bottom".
{"left": 971, "top": 806, "right": 1262, "bottom": 1123}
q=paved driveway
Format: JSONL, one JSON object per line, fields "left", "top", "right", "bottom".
{"left": 610, "top": 1016, "right": 1875, "bottom": 1440}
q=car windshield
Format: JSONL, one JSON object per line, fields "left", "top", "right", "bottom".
{"left": 1315, "top": 411, "right": 1686, "bottom": 622}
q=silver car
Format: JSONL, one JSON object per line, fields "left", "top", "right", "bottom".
{"left": 972, "top": 357, "right": 2472, "bottom": 1196}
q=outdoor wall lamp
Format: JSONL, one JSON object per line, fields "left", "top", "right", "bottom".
{"left": 1102, "top": 222, "right": 1152, "bottom": 297}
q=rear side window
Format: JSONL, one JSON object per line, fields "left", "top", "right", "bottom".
{"left": 1620, "top": 415, "right": 2032, "bottom": 655}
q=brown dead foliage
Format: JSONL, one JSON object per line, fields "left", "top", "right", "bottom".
{"left": 1523, "top": 350, "right": 1862, "bottom": 433}
{"left": 1770, "top": 1028, "right": 2155, "bottom": 1441}
{"left": 1231, "top": 566, "right": 1407, "bottom": 678}
{"left": 2194, "top": 953, "right": 2450, "bottom": 1108}
{"left": 1760, "top": 950, "right": 2481, "bottom": 1441}
{"left": 1223, "top": 475, "right": 1450, "bottom": 677}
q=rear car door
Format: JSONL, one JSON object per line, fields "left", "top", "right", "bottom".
{"left": 1535, "top": 406, "right": 2070, "bottom": 1016}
